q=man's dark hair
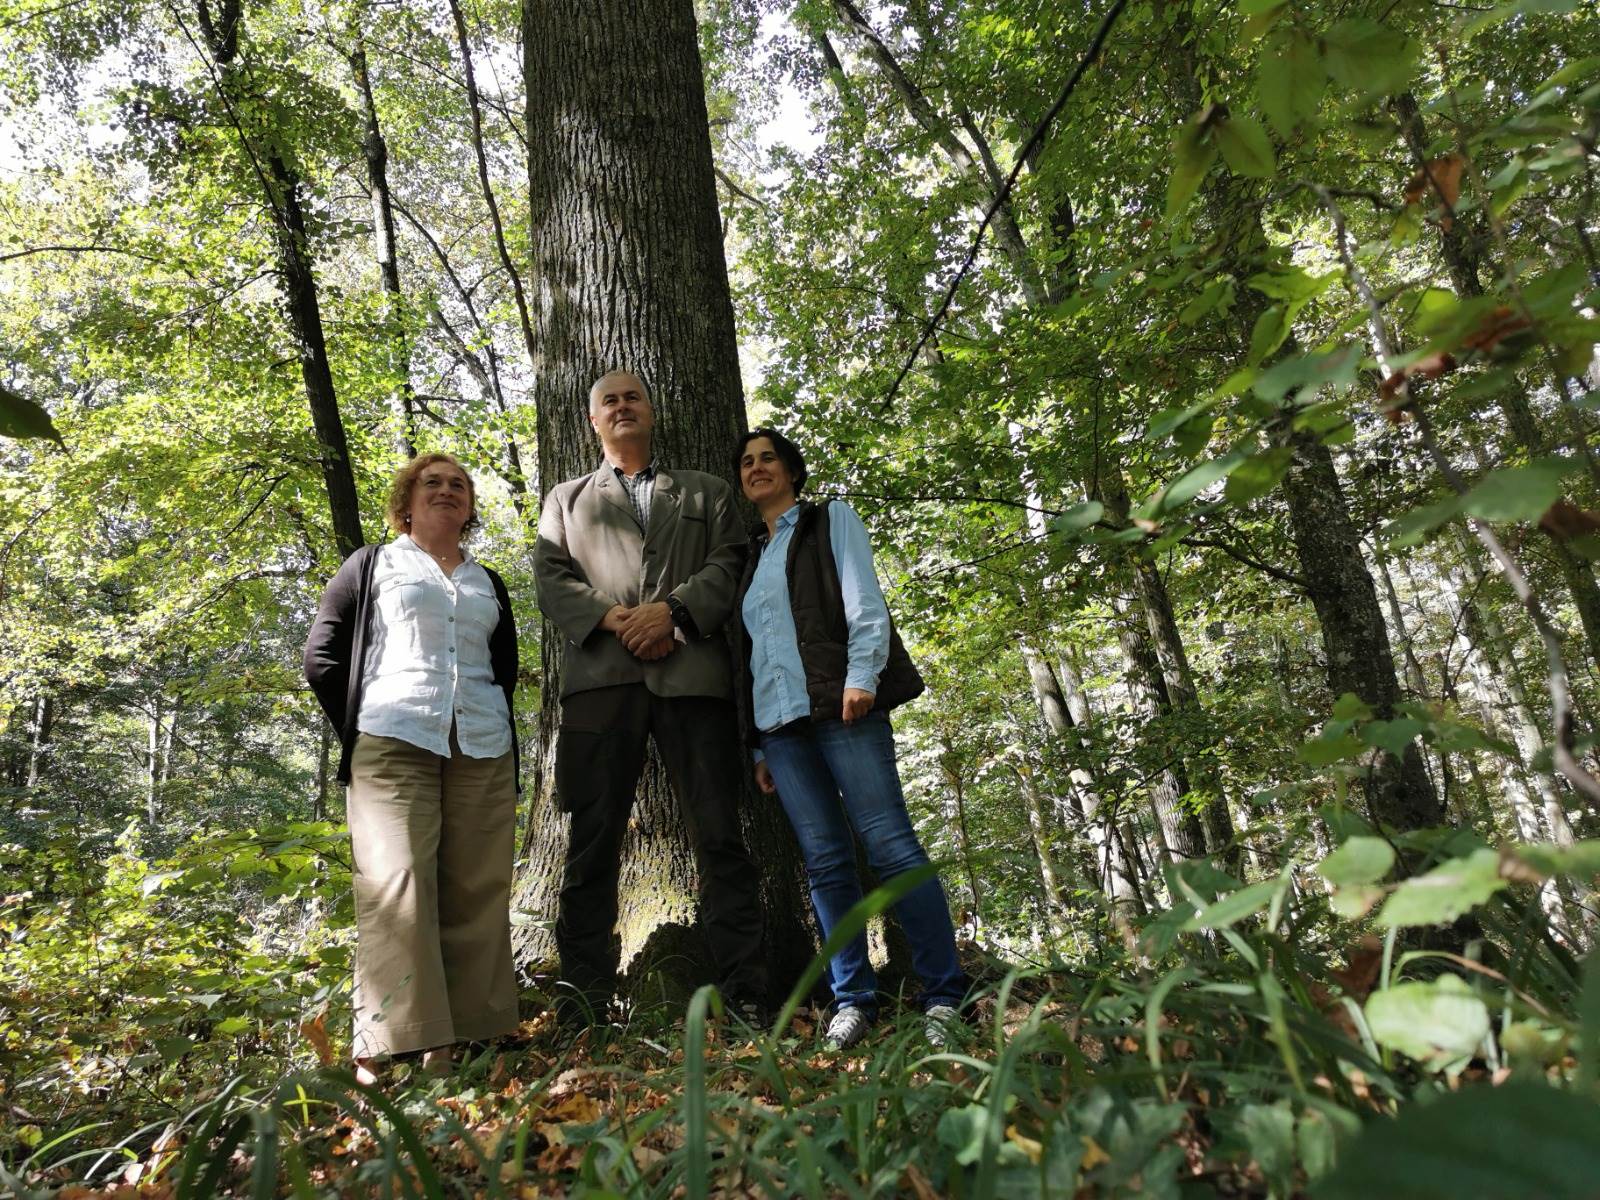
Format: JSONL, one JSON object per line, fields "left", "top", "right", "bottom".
{"left": 732, "top": 427, "right": 808, "bottom": 496}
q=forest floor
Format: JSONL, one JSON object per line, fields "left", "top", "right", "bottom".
{"left": 20, "top": 959, "right": 1274, "bottom": 1200}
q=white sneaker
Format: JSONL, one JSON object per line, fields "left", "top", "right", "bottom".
{"left": 824, "top": 1006, "right": 871, "bottom": 1051}
{"left": 924, "top": 1004, "right": 961, "bottom": 1049}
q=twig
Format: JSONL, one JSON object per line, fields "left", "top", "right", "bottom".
{"left": 1177, "top": 536, "right": 1309, "bottom": 591}
{"left": 879, "top": 0, "right": 1129, "bottom": 410}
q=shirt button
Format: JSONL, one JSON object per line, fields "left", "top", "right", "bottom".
{"left": 448, "top": 616, "right": 455, "bottom": 623}
{"left": 448, "top": 646, "right": 455, "bottom": 654}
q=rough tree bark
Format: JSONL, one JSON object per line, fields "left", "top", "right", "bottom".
{"left": 514, "top": 0, "right": 812, "bottom": 999}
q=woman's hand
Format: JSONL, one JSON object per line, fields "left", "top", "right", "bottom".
{"left": 841, "top": 687, "right": 875, "bottom": 723}
{"left": 754, "top": 760, "right": 778, "bottom": 795}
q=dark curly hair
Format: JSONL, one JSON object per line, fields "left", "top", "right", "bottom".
{"left": 732, "top": 427, "right": 808, "bottom": 496}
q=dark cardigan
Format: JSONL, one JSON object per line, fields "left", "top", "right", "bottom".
{"left": 303, "top": 543, "right": 520, "bottom": 788}
{"left": 732, "top": 500, "right": 924, "bottom": 747}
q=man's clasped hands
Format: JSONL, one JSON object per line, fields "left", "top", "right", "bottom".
{"left": 598, "top": 601, "right": 678, "bottom": 661}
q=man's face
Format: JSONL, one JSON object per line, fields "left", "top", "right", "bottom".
{"left": 589, "top": 374, "right": 654, "bottom": 446}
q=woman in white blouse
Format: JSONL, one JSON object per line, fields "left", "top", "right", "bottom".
{"left": 305, "top": 453, "right": 520, "bottom": 1084}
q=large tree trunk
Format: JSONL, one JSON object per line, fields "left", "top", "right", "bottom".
{"left": 1275, "top": 426, "right": 1443, "bottom": 831}
{"left": 197, "top": 0, "right": 365, "bottom": 559}
{"left": 514, "top": 0, "right": 811, "bottom": 999}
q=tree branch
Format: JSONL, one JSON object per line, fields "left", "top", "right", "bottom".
{"left": 880, "top": 0, "right": 1130, "bottom": 410}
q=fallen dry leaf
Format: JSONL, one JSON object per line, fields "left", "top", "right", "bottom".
{"left": 1540, "top": 499, "right": 1600, "bottom": 542}
{"left": 1403, "top": 153, "right": 1466, "bottom": 228}
{"left": 299, "top": 1011, "right": 334, "bottom": 1067}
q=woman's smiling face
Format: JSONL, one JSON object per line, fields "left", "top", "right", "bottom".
{"left": 739, "top": 436, "right": 795, "bottom": 508}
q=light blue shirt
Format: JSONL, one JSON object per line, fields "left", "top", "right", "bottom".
{"left": 745, "top": 502, "right": 892, "bottom": 755}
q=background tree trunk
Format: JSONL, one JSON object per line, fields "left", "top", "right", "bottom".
{"left": 513, "top": 0, "right": 812, "bottom": 1002}
{"left": 197, "top": 0, "right": 365, "bottom": 559}
{"left": 349, "top": 37, "right": 417, "bottom": 457}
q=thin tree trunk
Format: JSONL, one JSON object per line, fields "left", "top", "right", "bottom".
{"left": 146, "top": 701, "right": 162, "bottom": 828}
{"left": 1129, "top": 553, "right": 1239, "bottom": 869}
{"left": 315, "top": 721, "right": 331, "bottom": 821}
{"left": 516, "top": 0, "right": 811, "bottom": 995}
{"left": 1015, "top": 765, "right": 1068, "bottom": 932}
{"left": 25, "top": 695, "right": 53, "bottom": 789}
{"left": 197, "top": 0, "right": 365, "bottom": 559}
{"left": 940, "top": 758, "right": 984, "bottom": 928}
{"left": 349, "top": 37, "right": 417, "bottom": 457}
{"left": 1393, "top": 90, "right": 1600, "bottom": 670}
{"left": 446, "top": 0, "right": 533, "bottom": 501}
{"left": 1163, "top": 2, "right": 1440, "bottom": 836}
{"left": 1114, "top": 596, "right": 1206, "bottom": 862}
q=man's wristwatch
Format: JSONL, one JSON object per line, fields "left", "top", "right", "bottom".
{"left": 666, "top": 595, "right": 699, "bottom": 639}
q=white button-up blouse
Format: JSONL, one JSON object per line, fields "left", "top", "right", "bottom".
{"left": 356, "top": 535, "right": 513, "bottom": 759}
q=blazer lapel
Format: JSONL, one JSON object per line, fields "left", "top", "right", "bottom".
{"left": 644, "top": 468, "right": 681, "bottom": 549}
{"left": 593, "top": 464, "right": 641, "bottom": 529}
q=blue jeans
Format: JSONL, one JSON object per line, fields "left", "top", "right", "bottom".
{"left": 760, "top": 711, "right": 967, "bottom": 1016}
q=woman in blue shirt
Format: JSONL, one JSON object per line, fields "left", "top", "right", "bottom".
{"left": 732, "top": 429, "right": 968, "bottom": 1051}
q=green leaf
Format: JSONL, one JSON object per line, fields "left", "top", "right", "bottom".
{"left": 1323, "top": 19, "right": 1418, "bottom": 97}
{"left": 1183, "top": 872, "right": 1289, "bottom": 931}
{"left": 1362, "top": 717, "right": 1426, "bottom": 758}
{"left": 1148, "top": 396, "right": 1217, "bottom": 443}
{"left": 1235, "top": 1102, "right": 1296, "bottom": 1196}
{"left": 0, "top": 382, "right": 64, "bottom": 445}
{"left": 1257, "top": 31, "right": 1323, "bottom": 137}
{"left": 1331, "top": 693, "right": 1373, "bottom": 721}
{"left": 1251, "top": 343, "right": 1360, "bottom": 402}
{"left": 1050, "top": 500, "right": 1105, "bottom": 537}
{"left": 1463, "top": 0, "right": 1580, "bottom": 39}
{"left": 1317, "top": 1082, "right": 1600, "bottom": 1199}
{"left": 1460, "top": 459, "right": 1576, "bottom": 523}
{"left": 1298, "top": 733, "right": 1366, "bottom": 766}
{"left": 1247, "top": 267, "right": 1337, "bottom": 304}
{"left": 1248, "top": 304, "right": 1291, "bottom": 364}
{"left": 1511, "top": 840, "right": 1600, "bottom": 880}
{"left": 1317, "top": 837, "right": 1396, "bottom": 888}
{"left": 1156, "top": 449, "right": 1249, "bottom": 513}
{"left": 1224, "top": 446, "right": 1293, "bottom": 504}
{"left": 937, "top": 1104, "right": 989, "bottom": 1167}
{"left": 1214, "top": 115, "right": 1276, "bottom": 178}
{"left": 1378, "top": 848, "right": 1507, "bottom": 927}
{"left": 215, "top": 1016, "right": 252, "bottom": 1037}
{"left": 1365, "top": 975, "right": 1488, "bottom": 1070}
{"left": 1167, "top": 113, "right": 1219, "bottom": 218}
{"left": 1380, "top": 496, "right": 1463, "bottom": 549}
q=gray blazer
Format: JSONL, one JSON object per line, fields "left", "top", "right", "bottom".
{"left": 535, "top": 464, "right": 746, "bottom": 700}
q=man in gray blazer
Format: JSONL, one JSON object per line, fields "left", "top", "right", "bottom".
{"left": 535, "top": 369, "right": 766, "bottom": 1024}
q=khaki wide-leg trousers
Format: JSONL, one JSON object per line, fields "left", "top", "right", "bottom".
{"left": 346, "top": 732, "right": 518, "bottom": 1058}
